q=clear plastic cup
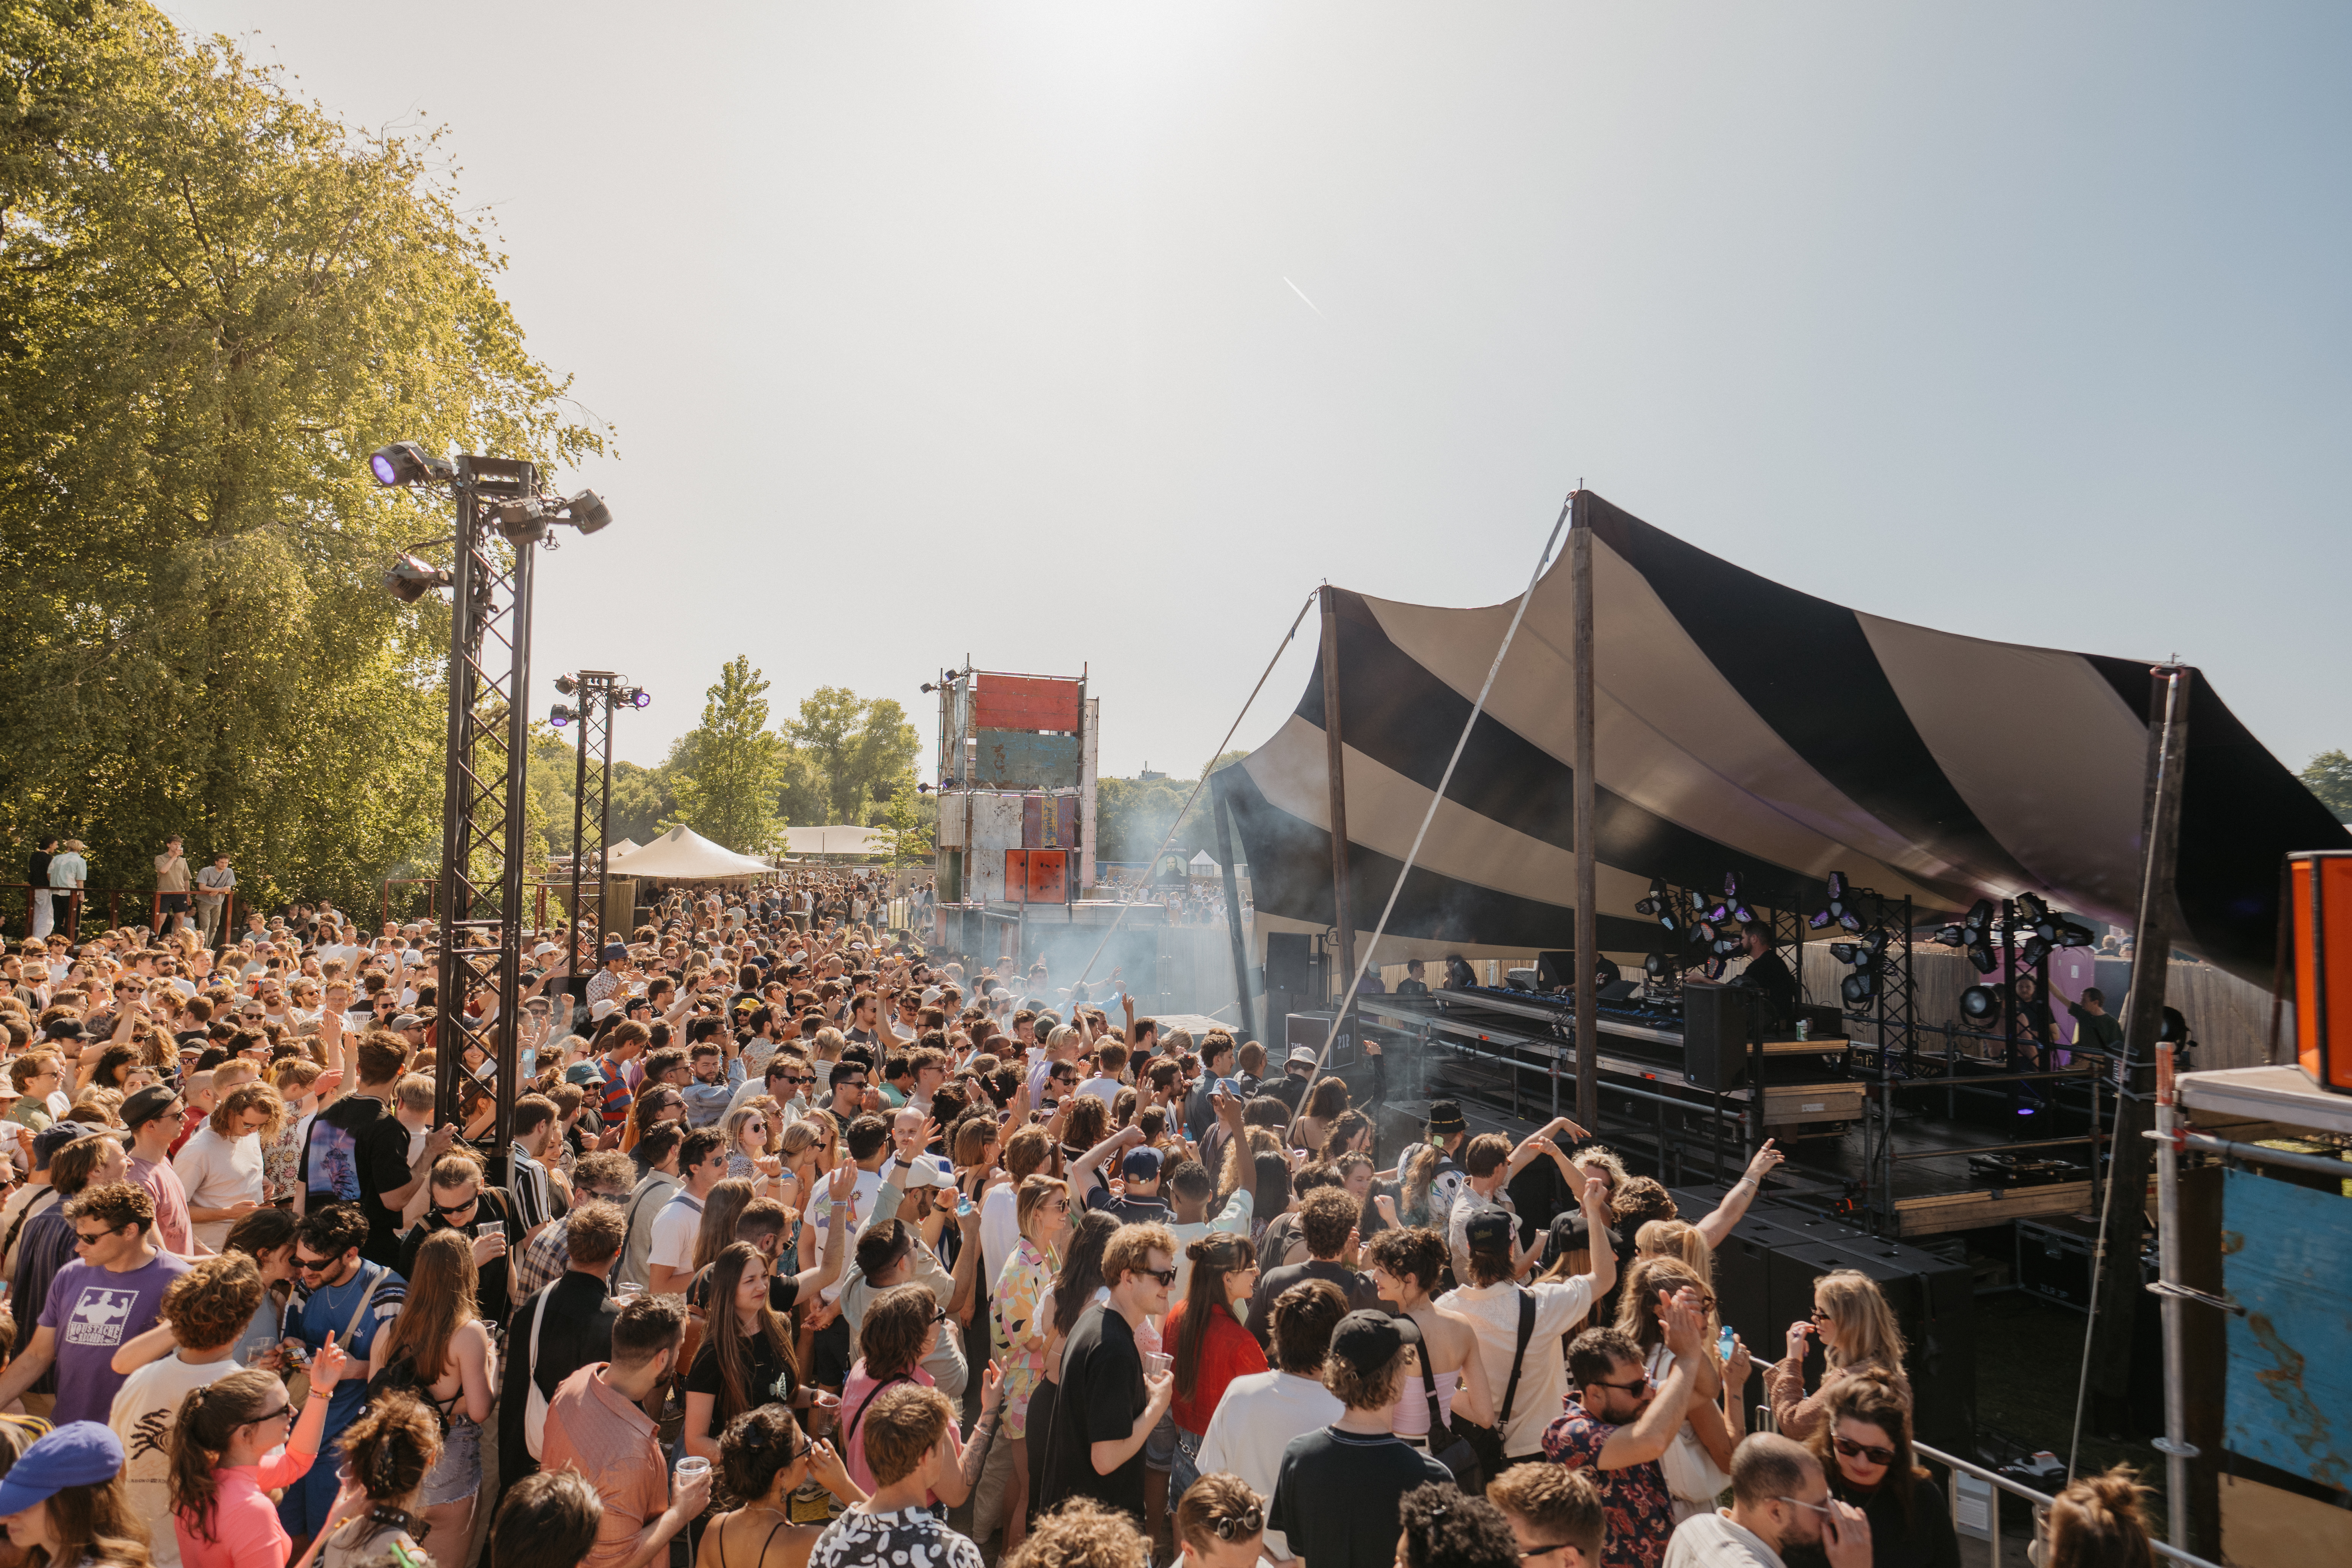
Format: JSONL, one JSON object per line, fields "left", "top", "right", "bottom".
{"left": 1142, "top": 1351, "right": 1171, "bottom": 1379}
{"left": 675, "top": 1455, "right": 711, "bottom": 1492}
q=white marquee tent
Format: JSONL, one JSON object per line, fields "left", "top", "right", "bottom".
{"left": 604, "top": 825, "right": 773, "bottom": 880}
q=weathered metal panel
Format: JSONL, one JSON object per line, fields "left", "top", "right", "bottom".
{"left": 1021, "top": 794, "right": 1078, "bottom": 849}
{"left": 2223, "top": 1166, "right": 2352, "bottom": 1491}
{"left": 971, "top": 729, "right": 1083, "bottom": 790}
{"left": 972, "top": 676, "right": 1083, "bottom": 733}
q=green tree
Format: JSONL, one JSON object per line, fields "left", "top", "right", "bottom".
{"left": 1094, "top": 751, "right": 1250, "bottom": 862}
{"left": 667, "top": 657, "right": 787, "bottom": 852}
{"left": 0, "top": 2, "right": 602, "bottom": 911}
{"left": 607, "top": 763, "right": 675, "bottom": 846}
{"left": 877, "top": 770, "right": 931, "bottom": 866}
{"left": 787, "top": 688, "right": 922, "bottom": 825}
{"left": 2304, "top": 751, "right": 2352, "bottom": 824}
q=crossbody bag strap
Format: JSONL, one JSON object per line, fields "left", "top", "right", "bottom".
{"left": 1496, "top": 1288, "right": 1537, "bottom": 1427}
{"left": 844, "top": 1373, "right": 912, "bottom": 1445}
{"left": 339, "top": 1263, "right": 385, "bottom": 1342}
{"left": 528, "top": 1287, "right": 552, "bottom": 1388}
{"left": 1419, "top": 1343, "right": 1448, "bottom": 1438}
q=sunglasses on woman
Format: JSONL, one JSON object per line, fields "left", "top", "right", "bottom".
{"left": 1204, "top": 1505, "right": 1264, "bottom": 1541}
{"left": 1833, "top": 1435, "right": 1896, "bottom": 1467}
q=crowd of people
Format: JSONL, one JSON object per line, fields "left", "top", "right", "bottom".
{"left": 0, "top": 879, "right": 2164, "bottom": 1568}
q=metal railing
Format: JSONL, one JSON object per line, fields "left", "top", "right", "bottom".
{"left": 1913, "top": 1441, "right": 2224, "bottom": 1568}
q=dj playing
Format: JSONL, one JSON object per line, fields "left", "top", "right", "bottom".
{"left": 1737, "top": 918, "right": 1799, "bottom": 1027}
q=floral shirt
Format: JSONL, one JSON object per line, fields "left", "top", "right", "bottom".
{"left": 991, "top": 1236, "right": 1055, "bottom": 1437}
{"left": 1544, "top": 1397, "right": 1676, "bottom": 1568}
{"left": 264, "top": 1113, "right": 310, "bottom": 1204}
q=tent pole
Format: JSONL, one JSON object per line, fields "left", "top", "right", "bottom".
{"left": 1572, "top": 494, "right": 1599, "bottom": 1130}
{"left": 1214, "top": 787, "right": 1256, "bottom": 1043}
{"left": 1320, "top": 586, "right": 1359, "bottom": 1010}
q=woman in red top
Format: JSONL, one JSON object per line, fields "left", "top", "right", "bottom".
{"left": 1165, "top": 1231, "right": 1266, "bottom": 1501}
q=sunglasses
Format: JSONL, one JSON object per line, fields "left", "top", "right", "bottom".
{"left": 1834, "top": 1435, "right": 1897, "bottom": 1467}
{"left": 294, "top": 1254, "right": 337, "bottom": 1275}
{"left": 1775, "top": 1496, "right": 1835, "bottom": 1519}
{"left": 1205, "top": 1505, "right": 1265, "bottom": 1541}
{"left": 248, "top": 1403, "right": 293, "bottom": 1426}
{"left": 1592, "top": 1374, "right": 1652, "bottom": 1394}
{"left": 1140, "top": 1266, "right": 1179, "bottom": 1287}
{"left": 73, "top": 1225, "right": 125, "bottom": 1247}
{"left": 432, "top": 1197, "right": 479, "bottom": 1217}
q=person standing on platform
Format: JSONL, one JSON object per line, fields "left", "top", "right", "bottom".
{"left": 1734, "top": 924, "right": 1797, "bottom": 1030}
{"left": 194, "top": 854, "right": 236, "bottom": 949}
{"left": 28, "top": 836, "right": 57, "bottom": 941}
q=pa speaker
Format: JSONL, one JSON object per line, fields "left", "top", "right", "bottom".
{"left": 1682, "top": 982, "right": 1755, "bottom": 1091}
{"left": 1266, "top": 933, "right": 1315, "bottom": 997}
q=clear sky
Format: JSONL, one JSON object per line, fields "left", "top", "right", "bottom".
{"left": 166, "top": 2, "right": 2352, "bottom": 783}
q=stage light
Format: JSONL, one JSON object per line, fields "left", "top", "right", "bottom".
{"left": 1723, "top": 871, "right": 1742, "bottom": 900}
{"left": 368, "top": 442, "right": 453, "bottom": 487}
{"left": 1862, "top": 930, "right": 1889, "bottom": 959}
{"left": 1703, "top": 956, "right": 1728, "bottom": 981}
{"left": 1932, "top": 925, "right": 1966, "bottom": 947}
{"left": 1635, "top": 898, "right": 1660, "bottom": 918}
{"left": 1827, "top": 871, "right": 1847, "bottom": 901}
{"left": 1838, "top": 909, "right": 1864, "bottom": 933}
{"left": 495, "top": 497, "right": 549, "bottom": 544}
{"left": 1968, "top": 944, "right": 1997, "bottom": 975}
{"left": 550, "top": 704, "right": 575, "bottom": 727}
{"left": 554, "top": 675, "right": 579, "bottom": 697}
{"left": 2056, "top": 916, "right": 2096, "bottom": 948}
{"left": 1830, "top": 942, "right": 1862, "bottom": 964}
{"left": 1960, "top": 985, "right": 2000, "bottom": 1023}
{"left": 1644, "top": 952, "right": 1669, "bottom": 978}
{"left": 1729, "top": 903, "right": 1756, "bottom": 925}
{"left": 620, "top": 688, "right": 651, "bottom": 708}
{"left": 560, "top": 491, "right": 613, "bottom": 534}
{"left": 1712, "top": 936, "right": 1743, "bottom": 957}
{"left": 2015, "top": 892, "right": 2051, "bottom": 927}
{"left": 1963, "top": 899, "right": 1994, "bottom": 933}
{"left": 381, "top": 554, "right": 452, "bottom": 603}
{"left": 1808, "top": 909, "right": 1834, "bottom": 930}
{"left": 921, "top": 683, "right": 937, "bottom": 694}
{"left": 2020, "top": 936, "right": 2052, "bottom": 968}
{"left": 1841, "top": 971, "right": 1877, "bottom": 1004}
{"left": 917, "top": 782, "right": 934, "bottom": 795}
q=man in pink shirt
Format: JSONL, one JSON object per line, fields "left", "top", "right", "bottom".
{"left": 124, "top": 1086, "right": 199, "bottom": 1258}
{"left": 539, "top": 1295, "right": 708, "bottom": 1568}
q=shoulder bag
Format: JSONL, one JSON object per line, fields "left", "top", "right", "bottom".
{"left": 1459, "top": 1287, "right": 1534, "bottom": 1476}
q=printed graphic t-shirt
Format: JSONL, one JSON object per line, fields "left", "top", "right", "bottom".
{"left": 41, "top": 1251, "right": 193, "bottom": 1425}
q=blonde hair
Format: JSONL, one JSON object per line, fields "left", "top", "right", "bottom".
{"left": 1634, "top": 1219, "right": 1713, "bottom": 1296}
{"left": 1815, "top": 1268, "right": 1907, "bottom": 1374}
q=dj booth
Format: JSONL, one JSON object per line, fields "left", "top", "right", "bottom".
{"left": 1310, "top": 980, "right": 1867, "bottom": 1183}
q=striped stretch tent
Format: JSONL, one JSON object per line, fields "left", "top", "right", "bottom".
{"left": 1212, "top": 491, "right": 2346, "bottom": 990}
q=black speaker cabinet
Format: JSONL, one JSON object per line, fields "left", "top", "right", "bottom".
{"left": 1682, "top": 982, "right": 1756, "bottom": 1091}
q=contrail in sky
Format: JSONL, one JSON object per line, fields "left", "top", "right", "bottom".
{"left": 1283, "top": 277, "right": 1326, "bottom": 318}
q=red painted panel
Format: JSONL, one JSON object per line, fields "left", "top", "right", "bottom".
{"left": 1003, "top": 850, "right": 1068, "bottom": 904}
{"left": 973, "top": 676, "right": 1082, "bottom": 733}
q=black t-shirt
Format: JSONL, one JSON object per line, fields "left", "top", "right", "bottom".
{"left": 1044, "top": 1303, "right": 1147, "bottom": 1521}
{"left": 1739, "top": 950, "right": 1798, "bottom": 1027}
{"left": 354, "top": 1113, "right": 414, "bottom": 1266}
{"left": 1250, "top": 1259, "right": 1380, "bottom": 1346}
{"left": 399, "top": 1188, "right": 520, "bottom": 1321}
{"left": 684, "top": 1327, "right": 797, "bottom": 1440}
{"left": 1268, "top": 1426, "right": 1451, "bottom": 1568}
{"left": 1544, "top": 1208, "right": 1635, "bottom": 1320}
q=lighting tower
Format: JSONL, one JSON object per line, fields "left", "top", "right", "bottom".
{"left": 551, "top": 673, "right": 650, "bottom": 963}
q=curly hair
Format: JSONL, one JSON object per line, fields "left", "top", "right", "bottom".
{"left": 66, "top": 1180, "right": 154, "bottom": 1238}
{"left": 1486, "top": 1463, "right": 1603, "bottom": 1562}
{"left": 1294, "top": 1186, "right": 1358, "bottom": 1260}
{"left": 1004, "top": 1496, "right": 1149, "bottom": 1568}
{"left": 1366, "top": 1227, "right": 1448, "bottom": 1295}
{"left": 340, "top": 1388, "right": 444, "bottom": 1503}
{"left": 1397, "top": 1481, "right": 1520, "bottom": 1568}
{"left": 208, "top": 1080, "right": 286, "bottom": 1142}
{"left": 716, "top": 1404, "right": 804, "bottom": 1511}
{"left": 1100, "top": 1222, "right": 1177, "bottom": 1288}
{"left": 158, "top": 1254, "right": 265, "bottom": 1352}
{"left": 2045, "top": 1465, "right": 2156, "bottom": 1568}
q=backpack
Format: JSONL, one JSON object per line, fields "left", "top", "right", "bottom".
{"left": 365, "top": 1348, "right": 454, "bottom": 1435}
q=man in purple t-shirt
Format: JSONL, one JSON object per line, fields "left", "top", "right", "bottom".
{"left": 0, "top": 1181, "right": 189, "bottom": 1424}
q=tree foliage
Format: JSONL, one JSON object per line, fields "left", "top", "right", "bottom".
{"left": 786, "top": 688, "right": 922, "bottom": 827}
{"left": 2303, "top": 751, "right": 2352, "bottom": 824}
{"left": 0, "top": 2, "right": 602, "bottom": 910}
{"left": 666, "top": 657, "right": 787, "bottom": 852}
{"left": 1095, "top": 751, "right": 1249, "bottom": 862}
{"left": 877, "top": 770, "right": 931, "bottom": 866}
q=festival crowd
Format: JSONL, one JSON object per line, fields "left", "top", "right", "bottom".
{"left": 0, "top": 877, "right": 2163, "bottom": 1568}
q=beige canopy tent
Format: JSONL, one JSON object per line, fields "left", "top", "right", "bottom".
{"left": 782, "top": 825, "right": 888, "bottom": 858}
{"left": 604, "top": 825, "right": 773, "bottom": 880}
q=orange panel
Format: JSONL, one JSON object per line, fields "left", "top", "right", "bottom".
{"left": 2290, "top": 854, "right": 2352, "bottom": 1093}
{"left": 973, "top": 676, "right": 1082, "bottom": 733}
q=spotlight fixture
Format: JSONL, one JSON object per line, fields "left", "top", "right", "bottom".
{"left": 1723, "top": 871, "right": 1742, "bottom": 900}
{"left": 1712, "top": 935, "right": 1743, "bottom": 957}
{"left": 1634, "top": 897, "right": 1660, "bottom": 918}
{"left": 558, "top": 491, "right": 612, "bottom": 534}
{"left": 381, "top": 554, "right": 452, "bottom": 603}
{"left": 554, "top": 675, "right": 579, "bottom": 697}
{"left": 618, "top": 688, "right": 651, "bottom": 709}
{"left": 368, "top": 442, "right": 454, "bottom": 488}
{"left": 1702, "top": 956, "right": 1728, "bottom": 981}
{"left": 1838, "top": 907, "right": 1865, "bottom": 933}
{"left": 1861, "top": 930, "right": 1889, "bottom": 960}
{"left": 1932, "top": 925, "right": 1967, "bottom": 947}
{"left": 495, "top": 497, "right": 549, "bottom": 544}
{"left": 1967, "top": 944, "right": 1998, "bottom": 975}
{"left": 550, "top": 704, "right": 575, "bottom": 727}
{"left": 1808, "top": 908, "right": 1835, "bottom": 930}
{"left": 2015, "top": 892, "right": 2051, "bottom": 927}
{"left": 1959, "top": 985, "right": 2000, "bottom": 1023}
{"left": 920, "top": 683, "right": 937, "bottom": 694}
{"left": 1841, "top": 971, "right": 1878, "bottom": 1004}
{"left": 1830, "top": 942, "right": 1862, "bottom": 964}
{"left": 1644, "top": 952, "right": 1670, "bottom": 978}
{"left": 1827, "top": 871, "right": 1847, "bottom": 901}
{"left": 917, "top": 782, "right": 935, "bottom": 795}
{"left": 2020, "top": 936, "right": 2052, "bottom": 968}
{"left": 1729, "top": 902, "right": 1757, "bottom": 925}
{"left": 2056, "top": 916, "right": 2096, "bottom": 948}
{"left": 1963, "top": 898, "right": 1994, "bottom": 934}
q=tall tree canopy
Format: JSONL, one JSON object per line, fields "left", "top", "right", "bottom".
{"left": 786, "top": 688, "right": 923, "bottom": 827}
{"left": 667, "top": 657, "right": 787, "bottom": 852}
{"left": 2303, "top": 751, "right": 2352, "bottom": 824}
{"left": 0, "top": 2, "right": 601, "bottom": 910}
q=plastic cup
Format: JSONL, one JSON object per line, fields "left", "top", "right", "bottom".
{"left": 675, "top": 1455, "right": 711, "bottom": 1492}
{"left": 1142, "top": 1351, "right": 1171, "bottom": 1379}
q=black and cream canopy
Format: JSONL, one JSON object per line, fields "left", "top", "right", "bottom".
{"left": 1214, "top": 491, "right": 2345, "bottom": 988}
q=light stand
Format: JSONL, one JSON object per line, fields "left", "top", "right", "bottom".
{"left": 372, "top": 445, "right": 613, "bottom": 1180}
{"left": 552, "top": 673, "right": 647, "bottom": 964}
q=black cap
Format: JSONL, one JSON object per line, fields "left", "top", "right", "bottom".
{"left": 122, "top": 1085, "right": 183, "bottom": 1130}
{"left": 1328, "top": 1309, "right": 1423, "bottom": 1379}
{"left": 42, "top": 1020, "right": 85, "bottom": 1043}
{"left": 1426, "top": 1099, "right": 1466, "bottom": 1135}
{"left": 1464, "top": 1208, "right": 1517, "bottom": 1255}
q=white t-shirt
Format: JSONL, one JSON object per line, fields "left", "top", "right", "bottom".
{"left": 812, "top": 1167, "right": 884, "bottom": 1302}
{"left": 648, "top": 1191, "right": 706, "bottom": 1280}
{"left": 979, "top": 1179, "right": 1021, "bottom": 1290}
{"left": 110, "top": 1351, "right": 246, "bottom": 1565}
{"left": 1195, "top": 1370, "right": 1344, "bottom": 1559}
{"left": 1167, "top": 1189, "right": 1253, "bottom": 1303}
{"left": 1076, "top": 1076, "right": 1123, "bottom": 1108}
{"left": 171, "top": 1126, "right": 265, "bottom": 1250}
{"left": 1437, "top": 1274, "right": 1595, "bottom": 1458}
{"left": 1663, "top": 1511, "right": 1787, "bottom": 1568}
